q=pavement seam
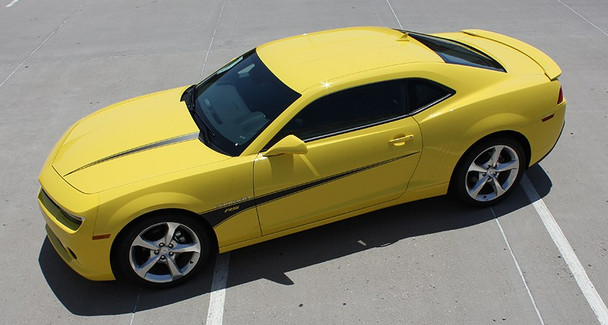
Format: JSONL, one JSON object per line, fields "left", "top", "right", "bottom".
{"left": 0, "top": 0, "right": 87, "bottom": 89}
{"left": 492, "top": 209, "right": 544, "bottom": 324}
{"left": 521, "top": 175, "right": 608, "bottom": 324}
{"left": 556, "top": 0, "right": 608, "bottom": 38}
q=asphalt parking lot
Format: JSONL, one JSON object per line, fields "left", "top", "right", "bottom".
{"left": 1, "top": 0, "right": 607, "bottom": 324}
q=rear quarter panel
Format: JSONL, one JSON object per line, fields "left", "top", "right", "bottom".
{"left": 513, "top": 79, "right": 565, "bottom": 164}
{"left": 405, "top": 63, "right": 557, "bottom": 199}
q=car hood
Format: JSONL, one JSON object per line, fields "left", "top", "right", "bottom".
{"left": 52, "top": 87, "right": 228, "bottom": 193}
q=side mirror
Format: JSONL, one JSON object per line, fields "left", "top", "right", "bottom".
{"left": 263, "top": 135, "right": 308, "bottom": 157}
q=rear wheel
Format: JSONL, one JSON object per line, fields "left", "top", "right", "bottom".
{"left": 453, "top": 137, "right": 525, "bottom": 207}
{"left": 115, "top": 212, "right": 210, "bottom": 288}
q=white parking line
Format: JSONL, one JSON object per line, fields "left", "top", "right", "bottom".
{"left": 5, "top": 0, "right": 19, "bottom": 8}
{"left": 521, "top": 175, "right": 608, "bottom": 325}
{"left": 129, "top": 288, "right": 142, "bottom": 325}
{"left": 384, "top": 0, "right": 403, "bottom": 29}
{"left": 206, "top": 253, "right": 231, "bottom": 325}
{"left": 198, "top": 2, "right": 230, "bottom": 323}
{"left": 493, "top": 209, "right": 544, "bottom": 324}
{"left": 201, "top": 0, "right": 227, "bottom": 76}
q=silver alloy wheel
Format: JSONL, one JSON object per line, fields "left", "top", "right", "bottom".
{"left": 465, "top": 145, "right": 519, "bottom": 202}
{"left": 128, "top": 221, "right": 201, "bottom": 283}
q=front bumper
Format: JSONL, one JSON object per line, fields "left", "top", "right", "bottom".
{"left": 38, "top": 166, "right": 115, "bottom": 281}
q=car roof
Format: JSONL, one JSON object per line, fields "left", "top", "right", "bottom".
{"left": 256, "top": 26, "right": 443, "bottom": 93}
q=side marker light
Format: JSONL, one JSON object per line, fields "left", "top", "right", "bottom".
{"left": 542, "top": 114, "right": 555, "bottom": 122}
{"left": 92, "top": 234, "right": 111, "bottom": 240}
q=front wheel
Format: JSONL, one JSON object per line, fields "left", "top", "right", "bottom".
{"left": 452, "top": 137, "right": 526, "bottom": 207}
{"left": 114, "top": 212, "right": 210, "bottom": 288}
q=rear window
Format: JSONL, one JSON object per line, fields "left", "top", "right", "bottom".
{"left": 408, "top": 32, "right": 506, "bottom": 72}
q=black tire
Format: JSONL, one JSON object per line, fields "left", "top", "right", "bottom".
{"left": 452, "top": 137, "right": 526, "bottom": 207}
{"left": 114, "top": 211, "right": 210, "bottom": 288}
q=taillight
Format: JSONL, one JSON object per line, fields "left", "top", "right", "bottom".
{"left": 557, "top": 86, "right": 564, "bottom": 104}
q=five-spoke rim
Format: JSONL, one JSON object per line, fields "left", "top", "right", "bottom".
{"left": 129, "top": 222, "right": 201, "bottom": 283}
{"left": 465, "top": 145, "right": 519, "bottom": 202}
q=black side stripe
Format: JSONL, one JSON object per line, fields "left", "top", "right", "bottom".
{"left": 64, "top": 132, "right": 199, "bottom": 176}
{"left": 202, "top": 152, "right": 419, "bottom": 228}
{"left": 199, "top": 199, "right": 259, "bottom": 229}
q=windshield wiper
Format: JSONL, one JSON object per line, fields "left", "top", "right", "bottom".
{"left": 197, "top": 111, "right": 216, "bottom": 143}
{"left": 181, "top": 85, "right": 196, "bottom": 111}
{"left": 181, "top": 85, "right": 215, "bottom": 144}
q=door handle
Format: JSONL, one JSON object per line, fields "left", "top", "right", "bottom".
{"left": 389, "top": 134, "right": 414, "bottom": 146}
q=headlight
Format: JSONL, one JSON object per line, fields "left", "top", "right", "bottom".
{"left": 39, "top": 189, "right": 85, "bottom": 231}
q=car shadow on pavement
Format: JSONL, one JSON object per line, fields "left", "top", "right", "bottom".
{"left": 38, "top": 164, "right": 551, "bottom": 316}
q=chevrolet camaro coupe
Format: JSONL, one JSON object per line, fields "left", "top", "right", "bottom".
{"left": 38, "top": 27, "right": 565, "bottom": 287}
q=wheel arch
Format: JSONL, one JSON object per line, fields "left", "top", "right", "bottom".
{"left": 109, "top": 208, "right": 219, "bottom": 279}
{"left": 448, "top": 130, "right": 531, "bottom": 193}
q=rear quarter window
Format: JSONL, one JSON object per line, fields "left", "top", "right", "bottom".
{"left": 406, "top": 78, "right": 454, "bottom": 114}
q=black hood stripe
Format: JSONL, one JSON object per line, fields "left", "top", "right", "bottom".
{"left": 64, "top": 132, "right": 199, "bottom": 176}
{"left": 202, "top": 152, "right": 419, "bottom": 228}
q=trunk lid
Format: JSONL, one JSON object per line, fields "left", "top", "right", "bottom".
{"left": 460, "top": 29, "right": 561, "bottom": 80}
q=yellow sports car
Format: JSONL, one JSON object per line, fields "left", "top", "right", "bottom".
{"left": 38, "top": 27, "right": 565, "bottom": 287}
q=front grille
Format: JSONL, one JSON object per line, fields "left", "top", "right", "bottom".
{"left": 39, "top": 189, "right": 83, "bottom": 231}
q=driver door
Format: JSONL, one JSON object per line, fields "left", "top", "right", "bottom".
{"left": 253, "top": 79, "right": 422, "bottom": 235}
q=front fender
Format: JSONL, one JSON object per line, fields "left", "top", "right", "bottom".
{"left": 96, "top": 190, "right": 206, "bottom": 237}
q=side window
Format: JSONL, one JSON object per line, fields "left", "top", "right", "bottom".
{"left": 271, "top": 79, "right": 406, "bottom": 145}
{"left": 406, "top": 78, "right": 454, "bottom": 113}
{"left": 265, "top": 78, "right": 453, "bottom": 150}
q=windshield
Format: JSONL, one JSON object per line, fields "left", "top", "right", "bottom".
{"left": 191, "top": 50, "right": 300, "bottom": 156}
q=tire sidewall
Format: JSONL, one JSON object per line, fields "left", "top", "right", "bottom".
{"left": 452, "top": 137, "right": 526, "bottom": 207}
{"left": 114, "top": 212, "right": 210, "bottom": 288}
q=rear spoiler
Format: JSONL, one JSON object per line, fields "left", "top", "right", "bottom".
{"left": 462, "top": 29, "right": 561, "bottom": 80}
